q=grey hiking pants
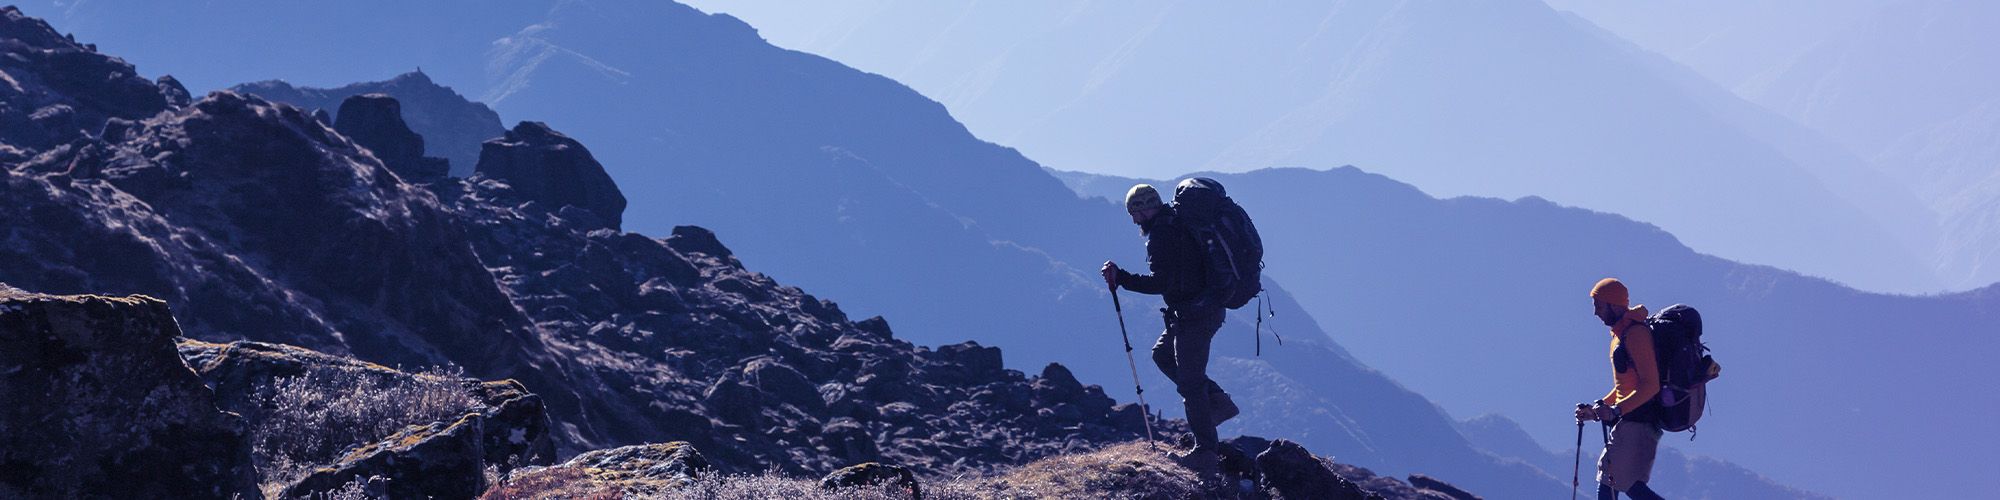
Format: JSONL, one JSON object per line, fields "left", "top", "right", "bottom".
{"left": 1598, "top": 418, "right": 1661, "bottom": 491}
{"left": 1152, "top": 309, "right": 1226, "bottom": 450}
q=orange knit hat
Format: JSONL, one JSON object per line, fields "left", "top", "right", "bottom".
{"left": 1590, "top": 278, "right": 1629, "bottom": 307}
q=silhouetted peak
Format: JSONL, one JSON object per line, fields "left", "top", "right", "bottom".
{"left": 392, "top": 70, "right": 435, "bottom": 86}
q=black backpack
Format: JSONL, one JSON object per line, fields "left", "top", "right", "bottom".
{"left": 1170, "top": 177, "right": 1263, "bottom": 310}
{"left": 1644, "top": 304, "right": 1717, "bottom": 433}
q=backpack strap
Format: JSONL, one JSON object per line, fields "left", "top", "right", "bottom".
{"left": 1615, "top": 319, "right": 1646, "bottom": 338}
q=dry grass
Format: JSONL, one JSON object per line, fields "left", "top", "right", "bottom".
{"left": 960, "top": 441, "right": 1208, "bottom": 499}
{"left": 479, "top": 441, "right": 1212, "bottom": 500}
{"left": 248, "top": 366, "right": 478, "bottom": 497}
{"left": 482, "top": 467, "right": 621, "bottom": 500}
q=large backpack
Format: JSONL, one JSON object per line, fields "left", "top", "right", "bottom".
{"left": 1170, "top": 177, "right": 1263, "bottom": 310}
{"left": 1644, "top": 304, "right": 1717, "bottom": 433}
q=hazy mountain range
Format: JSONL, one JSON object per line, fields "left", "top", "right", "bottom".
{"left": 10, "top": 0, "right": 1990, "bottom": 497}
{"left": 1549, "top": 0, "right": 2000, "bottom": 290}
{"left": 680, "top": 0, "right": 1952, "bottom": 295}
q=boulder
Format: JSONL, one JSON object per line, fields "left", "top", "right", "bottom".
{"left": 821, "top": 417, "right": 880, "bottom": 464}
{"left": 560, "top": 441, "right": 712, "bottom": 490}
{"left": 1408, "top": 474, "right": 1482, "bottom": 500}
{"left": 288, "top": 413, "right": 489, "bottom": 499}
{"left": 1257, "top": 439, "right": 1374, "bottom": 500}
{"left": 473, "top": 121, "right": 627, "bottom": 229}
{"left": 665, "top": 225, "right": 739, "bottom": 263}
{"left": 336, "top": 93, "right": 449, "bottom": 182}
{"left": 703, "top": 370, "right": 763, "bottom": 427}
{"left": 0, "top": 290, "right": 259, "bottom": 499}
{"left": 1032, "top": 363, "right": 1085, "bottom": 404}
{"left": 928, "top": 341, "right": 1003, "bottom": 383}
{"left": 745, "top": 356, "right": 823, "bottom": 412}
{"left": 155, "top": 75, "right": 192, "bottom": 108}
{"left": 471, "top": 380, "right": 561, "bottom": 469}
{"left": 820, "top": 462, "right": 922, "bottom": 499}
{"left": 483, "top": 442, "right": 711, "bottom": 498}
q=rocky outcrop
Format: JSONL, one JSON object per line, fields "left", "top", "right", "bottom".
{"left": 4, "top": 75, "right": 1148, "bottom": 478}
{"left": 6, "top": 9, "right": 1151, "bottom": 490}
{"left": 5, "top": 89, "right": 580, "bottom": 446}
{"left": 0, "top": 7, "right": 171, "bottom": 152}
{"left": 471, "top": 120, "right": 628, "bottom": 229}
{"left": 0, "top": 289, "right": 259, "bottom": 499}
{"left": 288, "top": 413, "right": 489, "bottom": 499}
{"left": 1222, "top": 436, "right": 1480, "bottom": 500}
{"left": 1409, "top": 474, "right": 1482, "bottom": 500}
{"left": 335, "top": 93, "right": 449, "bottom": 182}
{"left": 155, "top": 75, "right": 192, "bottom": 108}
{"left": 439, "top": 150, "right": 1157, "bottom": 474}
{"left": 234, "top": 71, "right": 504, "bottom": 176}
{"left": 177, "top": 339, "right": 558, "bottom": 474}
{"left": 1255, "top": 439, "right": 1379, "bottom": 500}
{"left": 820, "top": 462, "right": 922, "bottom": 498}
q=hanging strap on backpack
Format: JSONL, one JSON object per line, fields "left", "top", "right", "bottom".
{"left": 1253, "top": 294, "right": 1282, "bottom": 355}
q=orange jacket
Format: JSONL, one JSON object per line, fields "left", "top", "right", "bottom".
{"left": 1601, "top": 305, "right": 1660, "bottom": 415}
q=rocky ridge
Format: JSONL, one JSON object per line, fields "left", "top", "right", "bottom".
{"left": 0, "top": 8, "right": 1487, "bottom": 498}
{"left": 1, "top": 4, "right": 1152, "bottom": 481}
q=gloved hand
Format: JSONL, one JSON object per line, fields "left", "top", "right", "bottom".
{"left": 1574, "top": 402, "right": 1597, "bottom": 422}
{"left": 1591, "top": 402, "right": 1622, "bottom": 423}
{"left": 1101, "top": 261, "right": 1121, "bottom": 289}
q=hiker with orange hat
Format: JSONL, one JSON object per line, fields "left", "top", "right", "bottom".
{"left": 1574, "top": 278, "right": 1668, "bottom": 500}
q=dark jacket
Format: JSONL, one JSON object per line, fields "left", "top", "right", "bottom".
{"left": 1116, "top": 212, "right": 1221, "bottom": 318}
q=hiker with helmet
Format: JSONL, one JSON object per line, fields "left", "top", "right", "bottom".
{"left": 1575, "top": 278, "right": 1668, "bottom": 500}
{"left": 1100, "top": 181, "right": 1244, "bottom": 476}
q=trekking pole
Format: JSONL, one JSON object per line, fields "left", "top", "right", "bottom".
{"left": 1573, "top": 403, "right": 1588, "bottom": 500}
{"left": 1111, "top": 288, "right": 1158, "bottom": 450}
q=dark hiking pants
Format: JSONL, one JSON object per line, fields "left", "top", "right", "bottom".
{"left": 1152, "top": 309, "right": 1225, "bottom": 450}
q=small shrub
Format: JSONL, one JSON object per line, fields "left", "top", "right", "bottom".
{"left": 247, "top": 365, "right": 478, "bottom": 493}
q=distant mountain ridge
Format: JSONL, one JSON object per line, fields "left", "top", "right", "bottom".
{"left": 1547, "top": 0, "right": 2000, "bottom": 291}
{"left": 682, "top": 0, "right": 1947, "bottom": 294}
{"left": 14, "top": 0, "right": 1954, "bottom": 293}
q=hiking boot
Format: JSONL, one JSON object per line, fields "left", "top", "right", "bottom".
{"left": 1211, "top": 392, "right": 1239, "bottom": 425}
{"left": 1167, "top": 446, "right": 1221, "bottom": 477}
